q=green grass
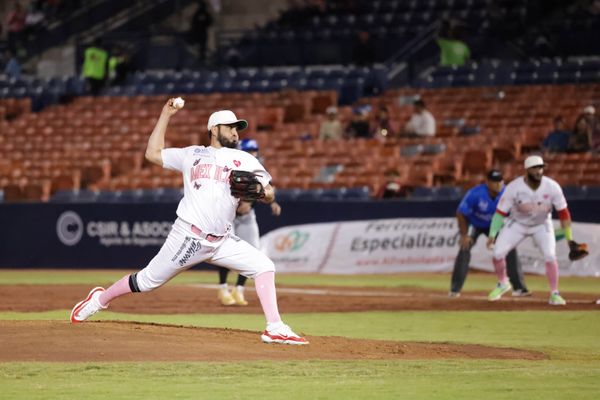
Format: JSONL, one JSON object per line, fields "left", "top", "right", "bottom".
{"left": 1, "top": 270, "right": 600, "bottom": 399}
{"left": 1, "top": 360, "right": 599, "bottom": 400}
{"left": 1, "top": 269, "right": 599, "bottom": 294}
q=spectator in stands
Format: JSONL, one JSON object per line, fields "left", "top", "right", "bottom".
{"left": 377, "top": 169, "right": 405, "bottom": 199}
{"left": 3, "top": 49, "right": 21, "bottom": 80}
{"left": 318, "top": 106, "right": 343, "bottom": 140}
{"left": 23, "top": 1, "right": 46, "bottom": 41}
{"left": 436, "top": 21, "right": 471, "bottom": 66}
{"left": 352, "top": 31, "right": 376, "bottom": 66}
{"left": 372, "top": 106, "right": 395, "bottom": 139}
{"left": 402, "top": 100, "right": 436, "bottom": 137}
{"left": 189, "top": 0, "right": 213, "bottom": 63}
{"left": 108, "top": 47, "right": 131, "bottom": 86}
{"left": 346, "top": 105, "right": 371, "bottom": 138}
{"left": 6, "top": 1, "right": 26, "bottom": 52}
{"left": 568, "top": 106, "right": 595, "bottom": 153}
{"left": 82, "top": 40, "right": 108, "bottom": 96}
{"left": 541, "top": 116, "right": 570, "bottom": 153}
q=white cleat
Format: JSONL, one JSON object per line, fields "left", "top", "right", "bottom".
{"left": 261, "top": 322, "right": 309, "bottom": 345}
{"left": 70, "top": 287, "right": 107, "bottom": 323}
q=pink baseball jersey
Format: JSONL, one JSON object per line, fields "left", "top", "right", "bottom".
{"left": 497, "top": 176, "right": 568, "bottom": 226}
{"left": 161, "top": 146, "right": 271, "bottom": 235}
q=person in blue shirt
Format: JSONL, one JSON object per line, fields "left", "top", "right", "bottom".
{"left": 541, "top": 116, "right": 570, "bottom": 153}
{"left": 449, "top": 170, "right": 529, "bottom": 297}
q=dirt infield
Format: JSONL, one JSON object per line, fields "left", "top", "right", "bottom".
{"left": 1, "top": 283, "right": 596, "bottom": 362}
{"left": 0, "top": 320, "right": 546, "bottom": 362}
{"left": 1, "top": 284, "right": 598, "bottom": 314}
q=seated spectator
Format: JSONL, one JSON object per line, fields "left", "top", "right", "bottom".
{"left": 377, "top": 170, "right": 405, "bottom": 199}
{"left": 3, "top": 49, "right": 21, "bottom": 80}
{"left": 318, "top": 106, "right": 343, "bottom": 140}
{"left": 568, "top": 106, "right": 595, "bottom": 153}
{"left": 372, "top": 106, "right": 395, "bottom": 139}
{"left": 346, "top": 105, "right": 372, "bottom": 138}
{"left": 541, "top": 116, "right": 570, "bottom": 153}
{"left": 403, "top": 100, "right": 436, "bottom": 137}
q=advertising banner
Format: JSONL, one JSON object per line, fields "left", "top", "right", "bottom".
{"left": 261, "top": 218, "right": 600, "bottom": 277}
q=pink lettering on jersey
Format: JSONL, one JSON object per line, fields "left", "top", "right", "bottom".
{"left": 213, "top": 165, "right": 231, "bottom": 183}
{"left": 190, "top": 163, "right": 214, "bottom": 181}
{"left": 233, "top": 160, "right": 241, "bottom": 167}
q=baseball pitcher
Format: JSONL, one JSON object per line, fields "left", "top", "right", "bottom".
{"left": 70, "top": 98, "right": 308, "bottom": 345}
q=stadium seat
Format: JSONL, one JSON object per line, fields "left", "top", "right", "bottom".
{"left": 412, "top": 186, "right": 436, "bottom": 199}
{"left": 437, "top": 186, "right": 463, "bottom": 199}
{"left": 343, "top": 186, "right": 370, "bottom": 200}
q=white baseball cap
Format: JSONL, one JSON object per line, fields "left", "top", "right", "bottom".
{"left": 583, "top": 105, "right": 596, "bottom": 115}
{"left": 524, "top": 155, "right": 544, "bottom": 169}
{"left": 207, "top": 110, "right": 248, "bottom": 132}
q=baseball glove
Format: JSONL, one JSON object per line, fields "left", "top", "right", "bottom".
{"left": 568, "top": 240, "right": 589, "bottom": 261}
{"left": 229, "top": 170, "right": 265, "bottom": 201}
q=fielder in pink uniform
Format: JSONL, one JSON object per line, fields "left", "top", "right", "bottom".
{"left": 486, "top": 155, "right": 575, "bottom": 306}
{"left": 70, "top": 98, "right": 308, "bottom": 345}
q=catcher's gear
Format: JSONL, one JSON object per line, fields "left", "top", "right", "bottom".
{"left": 568, "top": 240, "right": 589, "bottom": 261}
{"left": 229, "top": 170, "right": 265, "bottom": 201}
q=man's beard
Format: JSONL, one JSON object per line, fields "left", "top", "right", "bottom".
{"left": 527, "top": 171, "right": 542, "bottom": 183}
{"left": 217, "top": 131, "right": 237, "bottom": 149}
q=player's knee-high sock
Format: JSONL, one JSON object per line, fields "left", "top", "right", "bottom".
{"left": 492, "top": 258, "right": 509, "bottom": 284}
{"left": 98, "top": 274, "right": 134, "bottom": 307}
{"left": 236, "top": 274, "right": 248, "bottom": 287}
{"left": 545, "top": 260, "right": 559, "bottom": 293}
{"left": 218, "top": 267, "right": 229, "bottom": 285}
{"left": 254, "top": 271, "right": 282, "bottom": 324}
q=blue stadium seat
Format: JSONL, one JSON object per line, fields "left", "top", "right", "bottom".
{"left": 295, "top": 189, "right": 323, "bottom": 201}
{"left": 320, "top": 188, "right": 345, "bottom": 200}
{"left": 412, "top": 187, "right": 436, "bottom": 199}
{"left": 583, "top": 186, "right": 600, "bottom": 199}
{"left": 437, "top": 186, "right": 463, "bottom": 200}
{"left": 343, "top": 187, "right": 370, "bottom": 200}
{"left": 154, "top": 188, "right": 184, "bottom": 202}
{"left": 562, "top": 185, "right": 587, "bottom": 199}
{"left": 96, "top": 191, "right": 118, "bottom": 202}
{"left": 275, "top": 188, "right": 301, "bottom": 201}
{"left": 50, "top": 189, "right": 99, "bottom": 203}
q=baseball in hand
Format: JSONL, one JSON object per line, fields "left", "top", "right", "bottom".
{"left": 173, "top": 97, "right": 185, "bottom": 109}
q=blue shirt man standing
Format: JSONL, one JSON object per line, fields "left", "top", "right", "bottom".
{"left": 449, "top": 170, "right": 529, "bottom": 297}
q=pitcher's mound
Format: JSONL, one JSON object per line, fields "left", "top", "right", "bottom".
{"left": 0, "top": 320, "right": 545, "bottom": 362}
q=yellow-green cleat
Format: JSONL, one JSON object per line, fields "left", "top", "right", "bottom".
{"left": 549, "top": 292, "right": 567, "bottom": 306}
{"left": 488, "top": 282, "right": 512, "bottom": 301}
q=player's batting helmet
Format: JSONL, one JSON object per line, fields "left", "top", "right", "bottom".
{"left": 239, "top": 138, "right": 259, "bottom": 152}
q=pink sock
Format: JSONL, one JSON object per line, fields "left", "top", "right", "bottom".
{"left": 492, "top": 258, "right": 509, "bottom": 283}
{"left": 254, "top": 271, "right": 282, "bottom": 324}
{"left": 545, "top": 260, "right": 559, "bottom": 293}
{"left": 98, "top": 274, "right": 133, "bottom": 307}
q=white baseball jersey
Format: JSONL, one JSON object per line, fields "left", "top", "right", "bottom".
{"left": 497, "top": 176, "right": 567, "bottom": 226}
{"left": 161, "top": 146, "right": 271, "bottom": 235}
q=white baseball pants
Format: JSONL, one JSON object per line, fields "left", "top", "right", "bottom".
{"left": 493, "top": 219, "right": 556, "bottom": 262}
{"left": 136, "top": 217, "right": 275, "bottom": 292}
